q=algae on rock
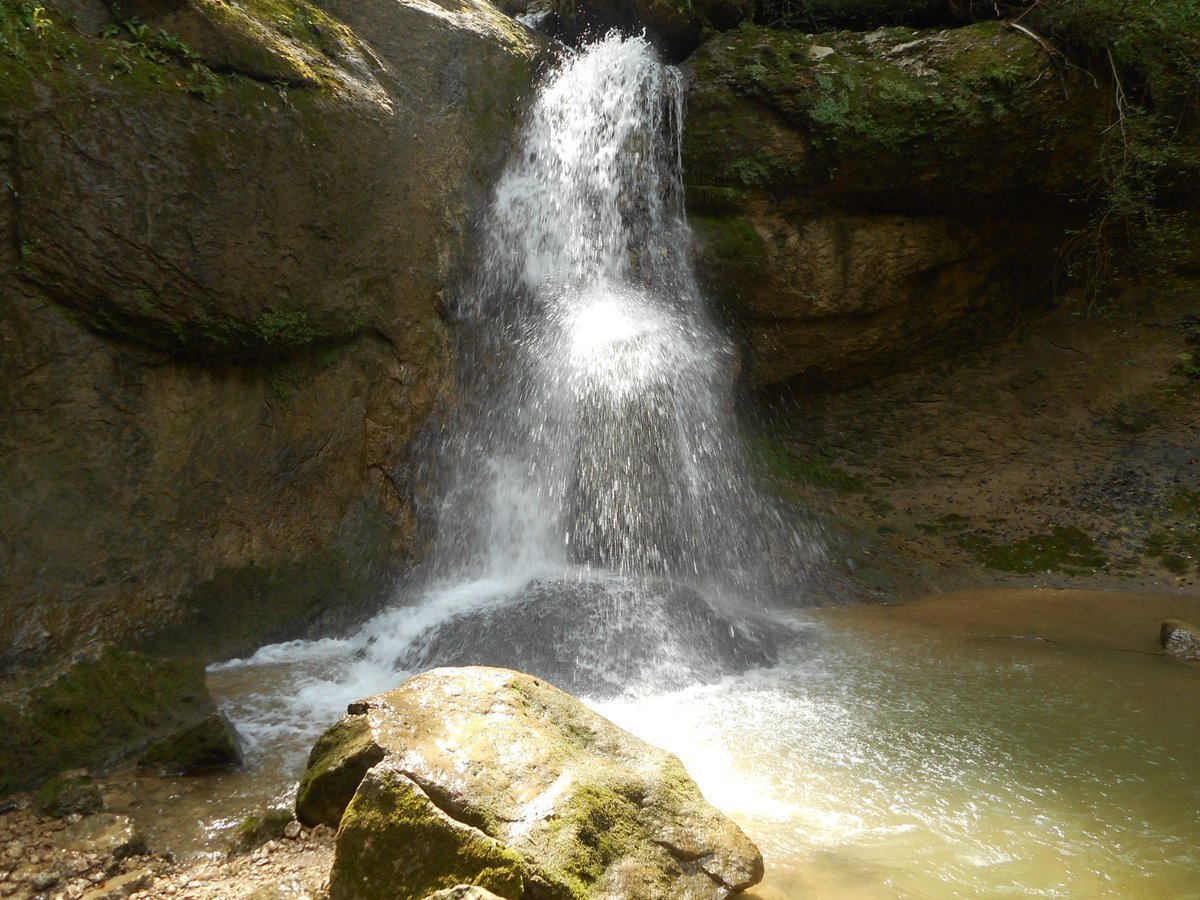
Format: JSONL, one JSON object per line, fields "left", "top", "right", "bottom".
{"left": 301, "top": 667, "right": 763, "bottom": 900}
{"left": 0, "top": 643, "right": 221, "bottom": 794}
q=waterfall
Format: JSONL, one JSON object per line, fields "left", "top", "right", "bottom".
{"left": 216, "top": 36, "right": 821, "bottom": 739}
{"left": 394, "top": 34, "right": 820, "bottom": 692}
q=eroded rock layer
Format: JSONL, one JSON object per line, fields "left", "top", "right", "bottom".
{"left": 0, "top": 0, "right": 542, "bottom": 667}
{"left": 683, "top": 21, "right": 1111, "bottom": 388}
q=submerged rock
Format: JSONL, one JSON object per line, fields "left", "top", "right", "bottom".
{"left": 1160, "top": 619, "right": 1200, "bottom": 660}
{"left": 300, "top": 667, "right": 763, "bottom": 900}
{"left": 393, "top": 578, "right": 791, "bottom": 695}
{"left": 57, "top": 813, "right": 149, "bottom": 861}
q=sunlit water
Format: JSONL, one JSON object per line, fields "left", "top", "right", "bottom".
{"left": 190, "top": 35, "right": 1200, "bottom": 900}
{"left": 199, "top": 598, "right": 1200, "bottom": 898}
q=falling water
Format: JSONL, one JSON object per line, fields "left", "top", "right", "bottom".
{"left": 384, "top": 33, "right": 818, "bottom": 693}
{"left": 216, "top": 33, "right": 817, "bottom": 734}
{"left": 433, "top": 33, "right": 812, "bottom": 587}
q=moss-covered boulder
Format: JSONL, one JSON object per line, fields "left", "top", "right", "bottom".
{"left": 33, "top": 768, "right": 105, "bottom": 818}
{"left": 0, "top": 0, "right": 543, "bottom": 667}
{"left": 683, "top": 21, "right": 1111, "bottom": 387}
{"left": 296, "top": 714, "right": 385, "bottom": 827}
{"left": 302, "top": 667, "right": 763, "bottom": 900}
{"left": 229, "top": 806, "right": 295, "bottom": 855}
{"left": 0, "top": 643, "right": 218, "bottom": 795}
{"left": 137, "top": 712, "right": 243, "bottom": 775}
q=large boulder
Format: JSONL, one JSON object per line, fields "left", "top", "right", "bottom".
{"left": 683, "top": 21, "right": 1111, "bottom": 388}
{"left": 0, "top": 0, "right": 542, "bottom": 666}
{"left": 0, "top": 643, "right": 221, "bottom": 794}
{"left": 298, "top": 667, "right": 764, "bottom": 900}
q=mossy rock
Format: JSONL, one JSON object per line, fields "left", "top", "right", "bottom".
{"left": 33, "top": 768, "right": 104, "bottom": 818}
{"left": 684, "top": 21, "right": 1109, "bottom": 204}
{"left": 230, "top": 806, "right": 295, "bottom": 855}
{"left": 138, "top": 712, "right": 244, "bottom": 776}
{"left": 0, "top": 643, "right": 217, "bottom": 796}
{"left": 330, "top": 763, "right": 528, "bottom": 900}
{"left": 307, "top": 667, "right": 763, "bottom": 900}
{"left": 295, "top": 714, "right": 385, "bottom": 827}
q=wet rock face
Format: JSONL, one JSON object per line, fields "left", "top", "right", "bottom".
{"left": 0, "top": 0, "right": 542, "bottom": 667}
{"left": 683, "top": 22, "right": 1110, "bottom": 389}
{"left": 299, "top": 667, "right": 764, "bottom": 900}
{"left": 550, "top": 0, "right": 751, "bottom": 61}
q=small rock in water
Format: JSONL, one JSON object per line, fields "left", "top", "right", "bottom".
{"left": 302, "top": 666, "right": 763, "bottom": 900}
{"left": 1160, "top": 619, "right": 1200, "bottom": 660}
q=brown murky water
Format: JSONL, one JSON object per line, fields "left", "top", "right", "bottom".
{"left": 140, "top": 588, "right": 1200, "bottom": 898}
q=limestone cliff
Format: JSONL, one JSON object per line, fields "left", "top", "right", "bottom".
{"left": 683, "top": 21, "right": 1111, "bottom": 388}
{"left": 0, "top": 0, "right": 542, "bottom": 668}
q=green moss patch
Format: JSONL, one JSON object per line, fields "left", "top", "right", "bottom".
{"left": 0, "top": 644, "right": 216, "bottom": 796}
{"left": 230, "top": 806, "right": 294, "bottom": 855}
{"left": 329, "top": 766, "right": 527, "bottom": 900}
{"left": 757, "top": 438, "right": 865, "bottom": 492}
{"left": 1145, "top": 528, "right": 1200, "bottom": 576}
{"left": 295, "top": 716, "right": 385, "bottom": 828}
{"left": 958, "top": 525, "right": 1108, "bottom": 575}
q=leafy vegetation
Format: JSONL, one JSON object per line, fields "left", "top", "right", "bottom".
{"left": 102, "top": 12, "right": 228, "bottom": 100}
{"left": 1023, "top": 0, "right": 1200, "bottom": 295}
